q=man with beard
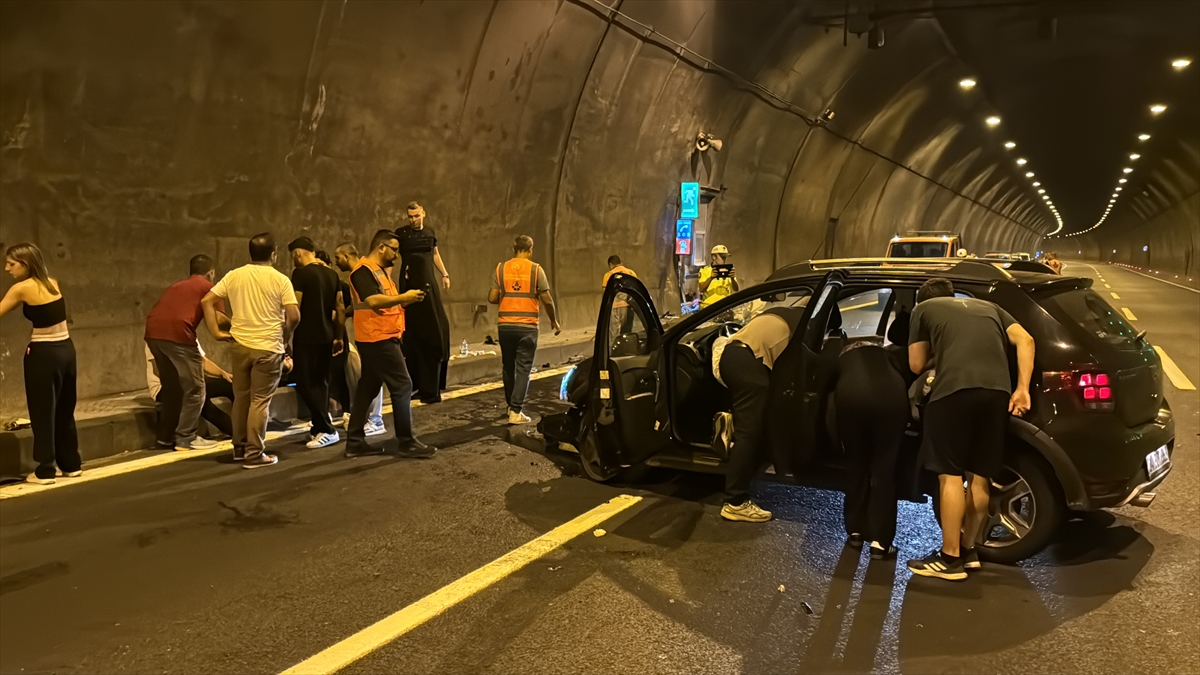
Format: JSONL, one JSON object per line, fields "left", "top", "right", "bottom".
{"left": 396, "top": 202, "right": 452, "bottom": 403}
{"left": 344, "top": 230, "right": 436, "bottom": 458}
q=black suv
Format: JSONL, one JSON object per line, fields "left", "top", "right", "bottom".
{"left": 540, "top": 259, "right": 1175, "bottom": 564}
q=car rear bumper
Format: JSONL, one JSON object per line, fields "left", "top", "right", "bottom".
{"left": 1116, "top": 458, "right": 1172, "bottom": 508}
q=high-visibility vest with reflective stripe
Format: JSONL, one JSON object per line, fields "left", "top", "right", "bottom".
{"left": 351, "top": 258, "right": 405, "bottom": 342}
{"left": 497, "top": 258, "right": 542, "bottom": 326}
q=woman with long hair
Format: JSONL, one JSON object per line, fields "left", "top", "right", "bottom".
{"left": 1, "top": 243, "right": 81, "bottom": 485}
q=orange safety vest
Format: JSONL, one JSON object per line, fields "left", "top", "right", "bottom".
{"left": 496, "top": 258, "right": 543, "bottom": 326}
{"left": 350, "top": 258, "right": 405, "bottom": 342}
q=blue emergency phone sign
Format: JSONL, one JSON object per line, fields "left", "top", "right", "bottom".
{"left": 675, "top": 219, "right": 693, "bottom": 240}
{"left": 680, "top": 182, "right": 700, "bottom": 219}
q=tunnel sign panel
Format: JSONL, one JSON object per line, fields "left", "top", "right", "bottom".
{"left": 676, "top": 219, "right": 693, "bottom": 240}
{"left": 676, "top": 238, "right": 692, "bottom": 255}
{"left": 680, "top": 182, "right": 700, "bottom": 219}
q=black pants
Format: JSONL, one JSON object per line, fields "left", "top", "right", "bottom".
{"left": 499, "top": 325, "right": 539, "bottom": 413}
{"left": 294, "top": 343, "right": 336, "bottom": 435}
{"left": 348, "top": 338, "right": 414, "bottom": 450}
{"left": 836, "top": 347, "right": 909, "bottom": 546}
{"left": 329, "top": 348, "right": 351, "bottom": 414}
{"left": 24, "top": 340, "right": 81, "bottom": 480}
{"left": 156, "top": 376, "right": 234, "bottom": 438}
{"left": 722, "top": 343, "right": 771, "bottom": 504}
{"left": 402, "top": 337, "right": 447, "bottom": 402}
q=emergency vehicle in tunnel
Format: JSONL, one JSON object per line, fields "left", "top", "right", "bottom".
{"left": 541, "top": 258, "right": 1175, "bottom": 565}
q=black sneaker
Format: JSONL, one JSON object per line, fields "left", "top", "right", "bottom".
{"left": 847, "top": 533, "right": 864, "bottom": 549}
{"left": 907, "top": 549, "right": 967, "bottom": 581}
{"left": 962, "top": 547, "right": 982, "bottom": 571}
{"left": 870, "top": 541, "right": 897, "bottom": 560}
{"left": 393, "top": 441, "right": 437, "bottom": 459}
{"left": 345, "top": 442, "right": 385, "bottom": 458}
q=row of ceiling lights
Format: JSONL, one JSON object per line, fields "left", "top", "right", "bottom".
{"left": 1050, "top": 57, "right": 1192, "bottom": 239}
{"left": 957, "top": 77, "right": 1064, "bottom": 233}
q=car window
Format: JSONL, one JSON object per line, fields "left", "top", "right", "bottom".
{"left": 1036, "top": 288, "right": 1140, "bottom": 352}
{"left": 889, "top": 241, "right": 949, "bottom": 258}
{"left": 608, "top": 292, "right": 651, "bottom": 358}
{"left": 680, "top": 286, "right": 813, "bottom": 345}
{"left": 837, "top": 289, "right": 893, "bottom": 339}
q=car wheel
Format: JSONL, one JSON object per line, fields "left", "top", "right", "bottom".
{"left": 577, "top": 429, "right": 622, "bottom": 482}
{"left": 931, "top": 450, "right": 1065, "bottom": 565}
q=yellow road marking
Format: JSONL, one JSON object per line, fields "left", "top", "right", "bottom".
{"left": 1104, "top": 284, "right": 1111, "bottom": 288}
{"left": 280, "top": 495, "right": 644, "bottom": 675}
{"left": 1110, "top": 292, "right": 1121, "bottom": 299}
{"left": 1153, "top": 347, "right": 1196, "bottom": 391}
{"left": 1121, "top": 307, "right": 1138, "bottom": 321}
{"left": 0, "top": 365, "right": 575, "bottom": 500}
{"left": 840, "top": 300, "right": 879, "bottom": 312}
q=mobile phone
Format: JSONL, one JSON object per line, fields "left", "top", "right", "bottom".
{"left": 713, "top": 264, "right": 734, "bottom": 279}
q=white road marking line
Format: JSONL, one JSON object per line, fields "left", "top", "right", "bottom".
{"left": 1121, "top": 307, "right": 1138, "bottom": 321}
{"left": 1110, "top": 292, "right": 1121, "bottom": 299}
{"left": 1104, "top": 264, "right": 1199, "bottom": 294}
{"left": 1153, "top": 347, "right": 1197, "bottom": 391}
{"left": 280, "top": 495, "right": 644, "bottom": 675}
{"left": 0, "top": 365, "right": 576, "bottom": 499}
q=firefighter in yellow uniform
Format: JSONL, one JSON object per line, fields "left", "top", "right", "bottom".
{"left": 488, "top": 235, "right": 562, "bottom": 425}
{"left": 699, "top": 244, "right": 739, "bottom": 308}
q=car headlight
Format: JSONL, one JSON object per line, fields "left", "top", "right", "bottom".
{"left": 559, "top": 366, "right": 578, "bottom": 401}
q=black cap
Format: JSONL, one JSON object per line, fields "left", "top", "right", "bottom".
{"left": 288, "top": 236, "right": 316, "bottom": 252}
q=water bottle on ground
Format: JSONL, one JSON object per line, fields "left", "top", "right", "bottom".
{"left": 460, "top": 339, "right": 469, "bottom": 357}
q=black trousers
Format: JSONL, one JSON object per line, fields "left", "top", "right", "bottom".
{"left": 402, "top": 337, "right": 447, "bottom": 402}
{"left": 200, "top": 376, "right": 234, "bottom": 436}
{"left": 348, "top": 338, "right": 414, "bottom": 450}
{"left": 329, "top": 348, "right": 351, "bottom": 414}
{"left": 836, "top": 349, "right": 909, "bottom": 546}
{"left": 499, "top": 326, "right": 539, "bottom": 413}
{"left": 24, "top": 340, "right": 81, "bottom": 480}
{"left": 294, "top": 343, "right": 336, "bottom": 435}
{"left": 722, "top": 343, "right": 771, "bottom": 504}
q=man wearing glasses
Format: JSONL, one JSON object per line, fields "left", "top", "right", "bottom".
{"left": 345, "top": 229, "right": 437, "bottom": 458}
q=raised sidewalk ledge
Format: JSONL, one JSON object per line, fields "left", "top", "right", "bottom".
{"left": 0, "top": 328, "right": 594, "bottom": 480}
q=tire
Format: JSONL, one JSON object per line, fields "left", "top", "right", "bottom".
{"left": 930, "top": 450, "right": 1066, "bottom": 565}
{"left": 576, "top": 428, "right": 658, "bottom": 484}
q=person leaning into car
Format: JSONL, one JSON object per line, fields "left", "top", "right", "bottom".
{"left": 715, "top": 305, "right": 806, "bottom": 523}
{"left": 905, "top": 277, "right": 1035, "bottom": 581}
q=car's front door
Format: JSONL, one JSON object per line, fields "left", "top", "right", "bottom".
{"left": 588, "top": 273, "right": 671, "bottom": 473}
{"left": 765, "top": 272, "right": 844, "bottom": 476}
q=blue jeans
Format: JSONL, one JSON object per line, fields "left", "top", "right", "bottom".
{"left": 499, "top": 325, "right": 539, "bottom": 413}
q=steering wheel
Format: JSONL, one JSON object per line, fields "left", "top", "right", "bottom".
{"left": 717, "top": 322, "right": 743, "bottom": 338}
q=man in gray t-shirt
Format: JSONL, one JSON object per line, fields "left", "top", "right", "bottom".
{"left": 905, "top": 277, "right": 1035, "bottom": 581}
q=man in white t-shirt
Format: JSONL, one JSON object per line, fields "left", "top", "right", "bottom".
{"left": 202, "top": 233, "right": 300, "bottom": 468}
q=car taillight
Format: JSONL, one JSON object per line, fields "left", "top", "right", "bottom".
{"left": 1045, "top": 370, "right": 1115, "bottom": 411}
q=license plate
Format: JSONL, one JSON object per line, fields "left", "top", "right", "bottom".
{"left": 1146, "top": 446, "right": 1170, "bottom": 479}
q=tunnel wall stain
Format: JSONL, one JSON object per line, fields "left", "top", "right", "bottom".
{"left": 0, "top": 0, "right": 1047, "bottom": 414}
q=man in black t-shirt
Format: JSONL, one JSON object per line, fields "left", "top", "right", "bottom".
{"left": 288, "top": 237, "right": 345, "bottom": 448}
{"left": 906, "top": 277, "right": 1035, "bottom": 581}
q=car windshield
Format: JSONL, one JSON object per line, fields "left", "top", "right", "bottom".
{"left": 1037, "top": 288, "right": 1141, "bottom": 352}
{"left": 685, "top": 288, "right": 813, "bottom": 338}
{"left": 889, "top": 241, "right": 949, "bottom": 258}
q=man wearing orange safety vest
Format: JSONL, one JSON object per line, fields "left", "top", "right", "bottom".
{"left": 488, "top": 235, "right": 562, "bottom": 425}
{"left": 345, "top": 229, "right": 436, "bottom": 458}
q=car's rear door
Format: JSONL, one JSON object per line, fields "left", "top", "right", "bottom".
{"left": 590, "top": 273, "right": 672, "bottom": 468}
{"left": 765, "top": 271, "right": 844, "bottom": 475}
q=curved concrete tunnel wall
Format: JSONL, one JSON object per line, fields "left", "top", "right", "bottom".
{"left": 0, "top": 0, "right": 1050, "bottom": 413}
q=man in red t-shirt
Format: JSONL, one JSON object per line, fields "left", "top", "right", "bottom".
{"left": 145, "top": 255, "right": 228, "bottom": 451}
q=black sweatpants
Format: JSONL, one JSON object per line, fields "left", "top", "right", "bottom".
{"left": 402, "top": 337, "right": 447, "bottom": 403}
{"left": 156, "top": 376, "right": 234, "bottom": 438}
{"left": 329, "top": 348, "right": 351, "bottom": 414}
{"left": 722, "top": 342, "right": 772, "bottom": 504}
{"left": 835, "top": 346, "right": 909, "bottom": 546}
{"left": 294, "top": 343, "right": 336, "bottom": 435}
{"left": 24, "top": 340, "right": 82, "bottom": 480}
{"left": 348, "top": 338, "right": 414, "bottom": 451}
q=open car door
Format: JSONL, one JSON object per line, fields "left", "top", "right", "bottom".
{"left": 766, "top": 272, "right": 845, "bottom": 476}
{"left": 583, "top": 273, "right": 670, "bottom": 480}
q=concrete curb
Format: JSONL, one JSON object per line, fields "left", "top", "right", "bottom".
{"left": 0, "top": 336, "right": 593, "bottom": 479}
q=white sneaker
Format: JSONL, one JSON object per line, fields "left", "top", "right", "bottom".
{"left": 190, "top": 437, "right": 221, "bottom": 450}
{"left": 364, "top": 420, "right": 387, "bottom": 437}
{"left": 508, "top": 410, "right": 533, "bottom": 425}
{"left": 306, "top": 431, "right": 341, "bottom": 448}
{"left": 26, "top": 474, "right": 55, "bottom": 486}
{"left": 64, "top": 470, "right": 83, "bottom": 478}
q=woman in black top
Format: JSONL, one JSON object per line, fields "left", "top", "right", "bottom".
{"left": 396, "top": 202, "right": 451, "bottom": 403}
{"left": 1, "top": 243, "right": 82, "bottom": 485}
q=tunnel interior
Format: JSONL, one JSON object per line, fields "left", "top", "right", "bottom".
{"left": 1, "top": 0, "right": 1197, "bottom": 413}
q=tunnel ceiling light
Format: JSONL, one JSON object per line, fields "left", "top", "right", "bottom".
{"left": 1038, "top": 189, "right": 1046, "bottom": 194}
{"left": 959, "top": 78, "right": 977, "bottom": 90}
{"left": 985, "top": 116, "right": 1002, "bottom": 127}
{"left": 1032, "top": 181, "right": 1041, "bottom": 186}
{"left": 1150, "top": 104, "right": 1167, "bottom": 115}
{"left": 1116, "top": 186, "right": 1123, "bottom": 191}
{"left": 1025, "top": 171, "right": 1035, "bottom": 177}
{"left": 1138, "top": 133, "right": 1151, "bottom": 141}
{"left": 1004, "top": 141, "right": 1016, "bottom": 149}
{"left": 1122, "top": 167, "right": 1133, "bottom": 173}
{"left": 1016, "top": 158, "right": 1028, "bottom": 166}
{"left": 1129, "top": 153, "right": 1141, "bottom": 160}
{"left": 1119, "top": 178, "right": 1128, "bottom": 183}
{"left": 1173, "top": 58, "right": 1192, "bottom": 70}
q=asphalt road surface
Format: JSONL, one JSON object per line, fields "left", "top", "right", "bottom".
{"left": 1, "top": 261, "right": 1197, "bottom": 675}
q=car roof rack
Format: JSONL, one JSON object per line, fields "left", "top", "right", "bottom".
{"left": 771, "top": 257, "right": 1013, "bottom": 282}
